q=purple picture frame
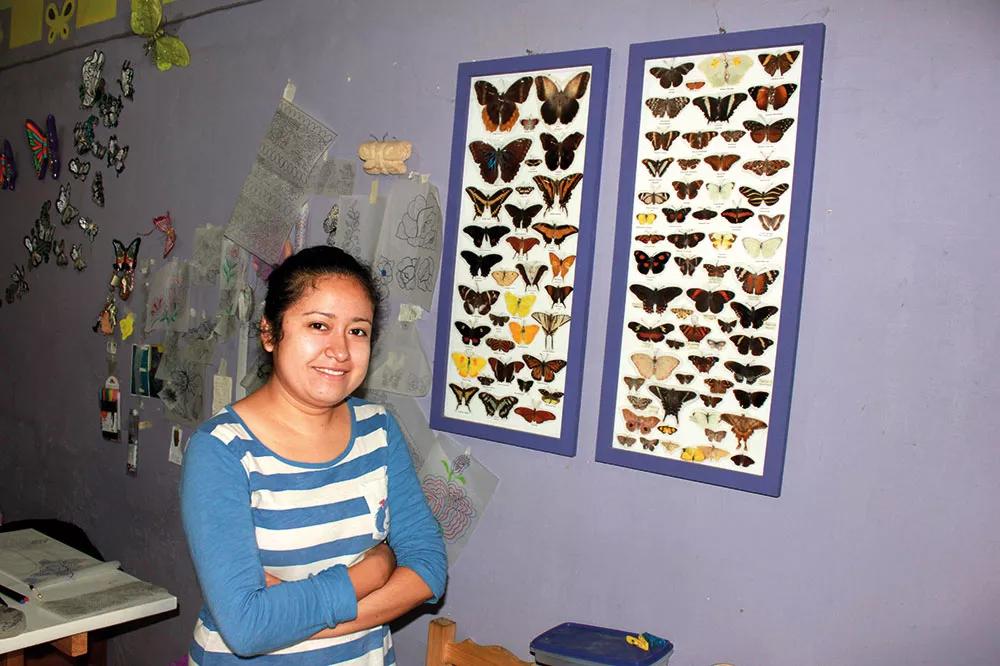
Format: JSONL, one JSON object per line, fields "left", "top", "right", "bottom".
{"left": 430, "top": 47, "right": 611, "bottom": 456}
{"left": 595, "top": 24, "right": 825, "bottom": 495}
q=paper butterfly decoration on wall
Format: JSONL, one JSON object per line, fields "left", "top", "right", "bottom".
{"left": 24, "top": 115, "right": 60, "bottom": 180}
{"left": 358, "top": 139, "right": 412, "bottom": 175}
{"left": 145, "top": 211, "right": 177, "bottom": 257}
{"left": 0, "top": 140, "right": 16, "bottom": 191}
{"left": 130, "top": 0, "right": 191, "bottom": 71}
{"left": 80, "top": 50, "right": 105, "bottom": 108}
{"left": 111, "top": 237, "right": 141, "bottom": 300}
{"left": 46, "top": 0, "right": 75, "bottom": 43}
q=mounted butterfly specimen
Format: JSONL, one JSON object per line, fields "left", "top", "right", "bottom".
{"left": 645, "top": 131, "right": 680, "bottom": 151}
{"left": 635, "top": 213, "right": 657, "bottom": 225}
{"left": 505, "top": 291, "right": 536, "bottom": 318}
{"left": 681, "top": 131, "right": 717, "bottom": 150}
{"left": 747, "top": 84, "right": 798, "bottom": 111}
{"left": 458, "top": 285, "right": 500, "bottom": 315}
{"left": 509, "top": 321, "right": 540, "bottom": 345}
{"left": 740, "top": 184, "right": 789, "bottom": 207}
{"left": 515, "top": 261, "right": 548, "bottom": 289}
{"left": 693, "top": 209, "right": 717, "bottom": 221}
{"left": 479, "top": 392, "right": 519, "bottom": 418}
{"left": 631, "top": 352, "right": 680, "bottom": 380}
{"left": 706, "top": 181, "right": 735, "bottom": 202}
{"left": 687, "top": 288, "right": 734, "bottom": 314}
{"left": 622, "top": 408, "right": 659, "bottom": 435}
{"left": 734, "top": 267, "right": 781, "bottom": 295}
{"left": 734, "top": 389, "right": 770, "bottom": 409}
{"left": 674, "top": 256, "right": 702, "bottom": 277}
{"left": 460, "top": 250, "right": 503, "bottom": 277}
{"left": 720, "top": 130, "right": 746, "bottom": 142}
{"left": 535, "top": 71, "right": 591, "bottom": 125}
{"left": 757, "top": 50, "right": 800, "bottom": 77}
{"left": 452, "top": 353, "right": 488, "bottom": 378}
{"left": 449, "top": 383, "right": 479, "bottom": 411}
{"left": 521, "top": 119, "right": 539, "bottom": 131}
{"left": 549, "top": 252, "right": 576, "bottom": 280}
{"left": 474, "top": 76, "right": 533, "bottom": 131}
{"left": 516, "top": 185, "right": 534, "bottom": 195}
{"left": 692, "top": 93, "right": 748, "bottom": 122}
{"left": 730, "top": 334, "right": 774, "bottom": 356}
{"left": 626, "top": 395, "right": 652, "bottom": 410}
{"left": 463, "top": 224, "right": 510, "bottom": 248}
{"left": 515, "top": 406, "right": 557, "bottom": 425}
{"left": 633, "top": 250, "right": 671, "bottom": 275}
{"left": 534, "top": 173, "right": 583, "bottom": 214}
{"left": 660, "top": 207, "right": 690, "bottom": 223}
{"left": 485, "top": 337, "right": 515, "bottom": 354}
{"left": 742, "top": 236, "right": 783, "bottom": 260}
{"left": 709, "top": 232, "right": 736, "bottom": 250}
{"left": 677, "top": 158, "right": 700, "bottom": 170}
{"left": 539, "top": 132, "right": 584, "bottom": 171}
{"left": 1, "top": 140, "right": 16, "bottom": 190}
{"left": 698, "top": 53, "right": 752, "bottom": 87}
{"left": 666, "top": 232, "right": 705, "bottom": 250}
{"left": 455, "top": 321, "right": 491, "bottom": 346}
{"left": 466, "top": 186, "right": 513, "bottom": 219}
{"left": 730, "top": 302, "right": 779, "bottom": 329}
{"left": 507, "top": 236, "right": 541, "bottom": 258}
{"left": 531, "top": 312, "right": 571, "bottom": 350}
{"left": 720, "top": 413, "right": 768, "bottom": 450}
{"left": 532, "top": 223, "right": 579, "bottom": 248}
{"left": 721, "top": 207, "right": 753, "bottom": 225}
{"left": 679, "top": 323, "right": 710, "bottom": 343}
{"left": 704, "top": 378, "right": 733, "bottom": 394}
{"left": 649, "top": 62, "right": 694, "bottom": 88}
{"left": 522, "top": 354, "right": 567, "bottom": 382}
{"left": 704, "top": 154, "right": 740, "bottom": 172}
{"left": 634, "top": 233, "right": 665, "bottom": 245}
{"left": 724, "top": 361, "right": 771, "bottom": 384}
{"left": 641, "top": 158, "right": 673, "bottom": 178}
{"left": 688, "top": 355, "right": 719, "bottom": 374}
{"left": 645, "top": 96, "right": 690, "bottom": 119}
{"left": 671, "top": 180, "right": 703, "bottom": 200}
{"left": 629, "top": 284, "right": 682, "bottom": 313}
{"left": 648, "top": 386, "right": 697, "bottom": 422}
{"left": 25, "top": 115, "right": 60, "bottom": 179}
{"left": 703, "top": 263, "right": 731, "bottom": 279}
{"left": 759, "top": 214, "right": 785, "bottom": 231}
{"left": 544, "top": 284, "right": 573, "bottom": 307}
{"left": 743, "top": 118, "right": 795, "bottom": 143}
{"left": 743, "top": 159, "right": 790, "bottom": 177}
{"left": 468, "top": 138, "right": 532, "bottom": 183}
{"left": 489, "top": 358, "right": 525, "bottom": 383}
{"left": 504, "top": 203, "right": 543, "bottom": 230}
{"left": 623, "top": 376, "right": 645, "bottom": 392}
{"left": 700, "top": 394, "right": 722, "bottom": 407}
{"left": 638, "top": 191, "right": 669, "bottom": 206}
{"left": 627, "top": 322, "right": 674, "bottom": 343}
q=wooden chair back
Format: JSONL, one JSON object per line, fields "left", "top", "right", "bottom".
{"left": 425, "top": 617, "right": 533, "bottom": 666}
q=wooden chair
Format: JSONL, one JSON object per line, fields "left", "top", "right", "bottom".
{"left": 425, "top": 618, "right": 533, "bottom": 666}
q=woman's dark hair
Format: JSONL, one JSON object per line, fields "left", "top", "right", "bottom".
{"left": 262, "top": 245, "right": 383, "bottom": 348}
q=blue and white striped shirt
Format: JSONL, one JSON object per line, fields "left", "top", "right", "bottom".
{"left": 180, "top": 398, "right": 446, "bottom": 665}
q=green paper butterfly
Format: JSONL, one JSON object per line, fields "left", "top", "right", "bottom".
{"left": 130, "top": 0, "right": 190, "bottom": 71}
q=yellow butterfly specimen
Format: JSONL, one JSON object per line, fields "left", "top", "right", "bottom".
{"left": 451, "top": 353, "right": 487, "bottom": 378}
{"left": 630, "top": 352, "right": 679, "bottom": 380}
{"left": 505, "top": 291, "right": 537, "bottom": 318}
{"left": 698, "top": 52, "right": 752, "bottom": 87}
{"left": 657, "top": 424, "right": 678, "bottom": 435}
{"left": 635, "top": 213, "right": 657, "bottom": 225}
{"left": 509, "top": 321, "right": 540, "bottom": 345}
{"left": 709, "top": 232, "right": 737, "bottom": 250}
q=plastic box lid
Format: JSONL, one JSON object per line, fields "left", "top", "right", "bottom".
{"left": 530, "top": 622, "right": 673, "bottom": 666}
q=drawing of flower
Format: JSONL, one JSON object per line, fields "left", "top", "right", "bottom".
{"left": 374, "top": 257, "right": 393, "bottom": 300}
{"left": 421, "top": 475, "right": 476, "bottom": 541}
{"left": 416, "top": 256, "right": 434, "bottom": 292}
{"left": 395, "top": 194, "right": 439, "bottom": 249}
{"left": 396, "top": 257, "right": 417, "bottom": 290}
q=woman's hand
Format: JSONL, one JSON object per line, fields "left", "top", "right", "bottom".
{"left": 263, "top": 543, "right": 396, "bottom": 598}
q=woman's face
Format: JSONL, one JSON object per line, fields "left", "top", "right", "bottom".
{"left": 263, "top": 274, "right": 375, "bottom": 410}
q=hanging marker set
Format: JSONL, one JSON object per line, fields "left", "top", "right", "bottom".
{"left": 126, "top": 408, "right": 139, "bottom": 475}
{"left": 100, "top": 376, "right": 121, "bottom": 441}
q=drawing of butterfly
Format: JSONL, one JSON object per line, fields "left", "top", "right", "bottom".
{"left": 734, "top": 267, "right": 780, "bottom": 295}
{"left": 641, "top": 158, "right": 673, "bottom": 177}
{"left": 734, "top": 389, "right": 769, "bottom": 409}
{"left": 648, "top": 386, "right": 697, "bottom": 422}
{"left": 534, "top": 173, "right": 583, "bottom": 214}
{"left": 532, "top": 222, "right": 579, "bottom": 247}
{"left": 721, "top": 130, "right": 746, "bottom": 142}
{"left": 504, "top": 203, "right": 543, "bottom": 230}
{"left": 720, "top": 413, "right": 768, "bottom": 449}
{"left": 463, "top": 224, "right": 510, "bottom": 248}
{"left": 730, "top": 302, "right": 779, "bottom": 329}
{"left": 743, "top": 118, "right": 795, "bottom": 143}
{"left": 474, "top": 76, "right": 533, "bottom": 132}
{"left": 623, "top": 376, "right": 645, "bottom": 392}
{"left": 479, "top": 392, "right": 519, "bottom": 418}
{"left": 692, "top": 93, "right": 748, "bottom": 122}
{"left": 666, "top": 232, "right": 705, "bottom": 249}
{"left": 489, "top": 357, "right": 525, "bottom": 383}
{"left": 686, "top": 288, "right": 734, "bottom": 314}
{"left": 759, "top": 214, "right": 785, "bottom": 231}
{"left": 681, "top": 131, "right": 717, "bottom": 150}
{"left": 692, "top": 209, "right": 717, "bottom": 220}
{"left": 515, "top": 406, "right": 557, "bottom": 424}
{"left": 631, "top": 352, "right": 679, "bottom": 380}
{"left": 106, "top": 135, "right": 128, "bottom": 176}
{"left": 679, "top": 323, "right": 710, "bottom": 343}
{"left": 111, "top": 237, "right": 141, "bottom": 299}
{"left": 25, "top": 115, "right": 60, "bottom": 180}
{"left": 671, "top": 180, "right": 703, "bottom": 200}
{"left": 627, "top": 322, "right": 674, "bottom": 343}
{"left": 0, "top": 140, "right": 16, "bottom": 191}
{"left": 469, "top": 138, "right": 532, "bottom": 184}
{"left": 91, "top": 171, "right": 105, "bottom": 207}
{"left": 674, "top": 256, "right": 702, "bottom": 276}
{"left": 677, "top": 159, "right": 700, "bottom": 170}
{"left": 724, "top": 361, "right": 771, "bottom": 384}
{"left": 743, "top": 237, "right": 783, "bottom": 259}
{"left": 507, "top": 236, "right": 541, "bottom": 258}
{"left": 461, "top": 251, "right": 503, "bottom": 277}
{"left": 549, "top": 252, "right": 576, "bottom": 280}
{"left": 516, "top": 260, "right": 548, "bottom": 288}
{"left": 544, "top": 284, "right": 573, "bottom": 307}
{"left": 633, "top": 250, "right": 671, "bottom": 275}
{"left": 743, "top": 159, "right": 790, "bottom": 177}
{"left": 455, "top": 321, "right": 490, "bottom": 346}
{"left": 522, "top": 354, "right": 567, "bottom": 382}
{"left": 740, "top": 184, "right": 788, "bottom": 207}
{"left": 539, "top": 132, "right": 584, "bottom": 171}
{"left": 466, "top": 187, "right": 513, "bottom": 219}
{"left": 458, "top": 285, "right": 500, "bottom": 315}
{"left": 539, "top": 389, "right": 564, "bottom": 405}
{"left": 485, "top": 337, "right": 515, "bottom": 353}
{"left": 535, "top": 71, "right": 591, "bottom": 125}
{"left": 721, "top": 207, "right": 753, "bottom": 225}
{"left": 703, "top": 263, "right": 731, "bottom": 279}
{"left": 758, "top": 50, "right": 800, "bottom": 77}
{"left": 531, "top": 312, "right": 571, "bottom": 350}
{"left": 69, "top": 244, "right": 87, "bottom": 270}
{"left": 747, "top": 84, "right": 798, "bottom": 111}
{"left": 709, "top": 232, "right": 736, "bottom": 249}
{"left": 688, "top": 355, "right": 719, "bottom": 373}
{"left": 730, "top": 334, "right": 774, "bottom": 357}
{"left": 645, "top": 131, "right": 680, "bottom": 151}
{"left": 629, "top": 284, "right": 682, "bottom": 313}
{"left": 449, "top": 383, "right": 479, "bottom": 411}
{"left": 645, "top": 96, "right": 690, "bottom": 118}
{"left": 636, "top": 213, "right": 657, "bottom": 225}
{"left": 149, "top": 211, "right": 176, "bottom": 256}
{"left": 634, "top": 234, "right": 665, "bottom": 245}
{"left": 649, "top": 62, "right": 694, "bottom": 88}
{"left": 660, "top": 207, "right": 690, "bottom": 223}
{"left": 622, "top": 408, "right": 659, "bottom": 435}
{"left": 638, "top": 191, "right": 669, "bottom": 206}
{"left": 698, "top": 52, "right": 752, "bottom": 87}
{"left": 509, "top": 321, "right": 540, "bottom": 345}
{"left": 55, "top": 183, "right": 78, "bottom": 224}
{"left": 704, "top": 154, "right": 740, "bottom": 172}
{"left": 674, "top": 374, "right": 693, "bottom": 386}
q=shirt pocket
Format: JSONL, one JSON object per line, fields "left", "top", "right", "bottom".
{"left": 360, "top": 467, "right": 390, "bottom": 541}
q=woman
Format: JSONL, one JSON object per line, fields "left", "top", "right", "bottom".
{"left": 180, "top": 246, "right": 446, "bottom": 664}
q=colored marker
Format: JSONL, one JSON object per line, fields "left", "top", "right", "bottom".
{"left": 0, "top": 582, "right": 28, "bottom": 604}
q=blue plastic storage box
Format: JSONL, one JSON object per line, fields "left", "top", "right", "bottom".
{"left": 530, "top": 622, "right": 673, "bottom": 666}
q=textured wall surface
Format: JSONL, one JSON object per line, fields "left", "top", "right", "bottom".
{"left": 1, "top": 1, "right": 998, "bottom": 664}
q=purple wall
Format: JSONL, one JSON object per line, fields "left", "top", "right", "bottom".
{"left": 1, "top": 1, "right": 998, "bottom": 664}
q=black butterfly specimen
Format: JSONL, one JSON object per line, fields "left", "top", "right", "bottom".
{"left": 660, "top": 207, "right": 690, "bottom": 223}
{"left": 449, "top": 383, "right": 479, "bottom": 411}
{"left": 648, "top": 386, "right": 697, "bottom": 423}
{"left": 539, "top": 132, "right": 584, "bottom": 171}
{"left": 489, "top": 358, "right": 525, "bottom": 383}
{"left": 688, "top": 355, "right": 719, "bottom": 373}
{"left": 729, "top": 334, "right": 775, "bottom": 356}
{"left": 674, "top": 256, "right": 702, "bottom": 276}
{"left": 686, "top": 288, "right": 735, "bottom": 314}
{"left": 474, "top": 76, "right": 533, "bottom": 131}
{"left": 627, "top": 322, "right": 674, "bottom": 343}
{"left": 545, "top": 284, "right": 573, "bottom": 307}
{"left": 665, "top": 232, "right": 705, "bottom": 249}
{"left": 504, "top": 203, "right": 543, "bottom": 230}
{"left": 721, "top": 207, "right": 753, "bottom": 225}
{"left": 692, "top": 209, "right": 717, "bottom": 220}
{"left": 692, "top": 93, "right": 748, "bottom": 122}
{"left": 734, "top": 389, "right": 770, "bottom": 409}
{"left": 534, "top": 173, "right": 583, "bottom": 214}
{"left": 629, "top": 284, "right": 682, "bottom": 313}
{"left": 457, "top": 285, "right": 499, "bottom": 315}
{"left": 460, "top": 251, "right": 503, "bottom": 277}
{"left": 645, "top": 131, "right": 680, "bottom": 151}
{"left": 724, "top": 361, "right": 771, "bottom": 384}
{"left": 465, "top": 187, "right": 513, "bottom": 219}
{"left": 535, "top": 71, "right": 591, "bottom": 125}
{"left": 739, "top": 184, "right": 789, "bottom": 207}
{"left": 641, "top": 158, "right": 673, "bottom": 177}
{"left": 671, "top": 180, "right": 703, "bottom": 200}
{"left": 633, "top": 250, "right": 671, "bottom": 275}
{"left": 681, "top": 131, "right": 717, "bottom": 149}
{"left": 649, "top": 62, "right": 694, "bottom": 88}
{"left": 479, "top": 392, "right": 519, "bottom": 418}
{"left": 463, "top": 224, "right": 510, "bottom": 248}
{"left": 455, "top": 321, "right": 491, "bottom": 345}
{"left": 758, "top": 51, "right": 800, "bottom": 76}
{"left": 730, "top": 302, "right": 779, "bottom": 328}
{"left": 645, "top": 97, "right": 690, "bottom": 118}
{"left": 468, "top": 138, "right": 532, "bottom": 183}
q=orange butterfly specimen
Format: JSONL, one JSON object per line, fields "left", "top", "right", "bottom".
{"left": 757, "top": 50, "right": 800, "bottom": 77}
{"left": 532, "top": 222, "right": 579, "bottom": 247}
{"left": 720, "top": 413, "right": 768, "bottom": 449}
{"left": 685, "top": 81, "right": 705, "bottom": 90}
{"left": 645, "top": 131, "right": 680, "bottom": 151}
{"left": 721, "top": 207, "right": 754, "bottom": 225}
{"left": 509, "top": 321, "right": 540, "bottom": 345}
{"left": 688, "top": 355, "right": 719, "bottom": 373}
{"left": 704, "top": 378, "right": 733, "bottom": 394}
{"left": 474, "top": 77, "right": 533, "bottom": 132}
{"left": 677, "top": 158, "right": 700, "bottom": 170}
{"left": 671, "top": 307, "right": 693, "bottom": 319}
{"left": 545, "top": 284, "right": 573, "bottom": 307}
{"left": 743, "top": 118, "right": 795, "bottom": 143}
{"left": 704, "top": 154, "right": 740, "bottom": 172}
{"left": 743, "top": 159, "right": 790, "bottom": 177}
{"left": 634, "top": 234, "right": 666, "bottom": 245}
{"left": 658, "top": 424, "right": 678, "bottom": 435}
{"left": 515, "top": 406, "right": 557, "bottom": 424}
{"left": 534, "top": 173, "right": 583, "bottom": 214}
{"left": 734, "top": 267, "right": 780, "bottom": 295}
{"left": 549, "top": 252, "right": 576, "bottom": 280}
{"left": 671, "top": 180, "right": 703, "bottom": 200}
{"left": 679, "top": 324, "right": 710, "bottom": 342}
{"left": 720, "top": 130, "right": 746, "bottom": 143}
{"left": 485, "top": 337, "right": 515, "bottom": 353}
{"left": 522, "top": 354, "right": 567, "bottom": 382}
{"left": 681, "top": 131, "right": 717, "bottom": 149}
{"left": 491, "top": 270, "right": 519, "bottom": 287}
{"left": 747, "top": 84, "right": 798, "bottom": 111}
{"left": 622, "top": 408, "right": 659, "bottom": 435}
{"left": 506, "top": 236, "right": 541, "bottom": 258}
{"left": 489, "top": 357, "right": 525, "bottom": 382}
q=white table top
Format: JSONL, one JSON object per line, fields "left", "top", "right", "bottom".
{"left": 0, "top": 529, "right": 177, "bottom": 654}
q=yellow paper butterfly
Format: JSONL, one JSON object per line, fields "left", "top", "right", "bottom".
{"left": 505, "top": 291, "right": 537, "bottom": 318}
{"left": 451, "top": 353, "right": 487, "bottom": 378}
{"left": 635, "top": 213, "right": 657, "bottom": 225}
{"left": 491, "top": 270, "right": 519, "bottom": 287}
{"left": 509, "top": 321, "right": 540, "bottom": 345}
{"left": 709, "top": 232, "right": 737, "bottom": 249}
{"left": 46, "top": 0, "right": 75, "bottom": 43}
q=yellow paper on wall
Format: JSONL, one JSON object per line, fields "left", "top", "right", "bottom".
{"left": 75, "top": 0, "right": 117, "bottom": 28}
{"left": 7, "top": 0, "right": 44, "bottom": 48}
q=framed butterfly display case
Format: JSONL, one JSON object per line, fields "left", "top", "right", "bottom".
{"left": 595, "top": 25, "right": 825, "bottom": 495}
{"left": 430, "top": 48, "right": 611, "bottom": 456}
